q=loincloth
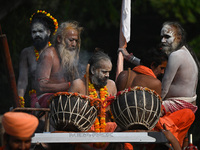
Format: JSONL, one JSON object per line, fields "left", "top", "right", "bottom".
{"left": 37, "top": 93, "right": 54, "bottom": 108}
{"left": 162, "top": 95, "right": 198, "bottom": 113}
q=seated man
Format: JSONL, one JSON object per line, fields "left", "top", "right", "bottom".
{"left": 0, "top": 112, "right": 39, "bottom": 150}
{"left": 116, "top": 47, "right": 168, "bottom": 94}
{"left": 116, "top": 48, "right": 195, "bottom": 148}
{"left": 120, "top": 21, "right": 199, "bottom": 113}
{"left": 69, "top": 50, "right": 117, "bottom": 149}
{"left": 160, "top": 22, "right": 198, "bottom": 113}
{"left": 34, "top": 21, "right": 83, "bottom": 108}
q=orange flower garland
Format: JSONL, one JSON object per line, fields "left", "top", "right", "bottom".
{"left": 34, "top": 41, "right": 52, "bottom": 61}
{"left": 19, "top": 96, "right": 25, "bottom": 108}
{"left": 88, "top": 81, "right": 109, "bottom": 148}
{"left": 29, "top": 89, "right": 36, "bottom": 96}
{"left": 30, "top": 10, "right": 58, "bottom": 35}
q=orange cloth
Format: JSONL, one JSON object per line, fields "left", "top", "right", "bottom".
{"left": 154, "top": 109, "right": 195, "bottom": 147}
{"left": 132, "top": 65, "right": 157, "bottom": 78}
{"left": 2, "top": 112, "right": 39, "bottom": 138}
{"left": 124, "top": 143, "right": 134, "bottom": 150}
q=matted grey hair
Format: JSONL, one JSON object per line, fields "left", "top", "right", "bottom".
{"left": 162, "top": 21, "right": 200, "bottom": 72}
{"left": 162, "top": 21, "right": 186, "bottom": 49}
{"left": 53, "top": 21, "right": 83, "bottom": 81}
{"left": 88, "top": 50, "right": 111, "bottom": 75}
{"left": 53, "top": 21, "right": 83, "bottom": 55}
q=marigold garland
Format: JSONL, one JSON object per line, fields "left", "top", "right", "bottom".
{"left": 29, "top": 89, "right": 36, "bottom": 96}
{"left": 30, "top": 10, "right": 58, "bottom": 35}
{"left": 19, "top": 96, "right": 25, "bottom": 108}
{"left": 88, "top": 80, "right": 109, "bottom": 148}
{"left": 34, "top": 41, "right": 52, "bottom": 61}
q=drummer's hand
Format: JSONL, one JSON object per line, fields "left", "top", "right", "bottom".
{"left": 161, "top": 124, "right": 181, "bottom": 150}
{"left": 161, "top": 124, "right": 174, "bottom": 142}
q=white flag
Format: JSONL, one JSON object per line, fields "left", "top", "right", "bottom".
{"left": 121, "top": 0, "right": 131, "bottom": 43}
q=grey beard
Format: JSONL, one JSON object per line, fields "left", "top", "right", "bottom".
{"left": 90, "top": 75, "right": 107, "bottom": 88}
{"left": 161, "top": 41, "right": 180, "bottom": 56}
{"left": 161, "top": 47, "right": 172, "bottom": 56}
{"left": 57, "top": 43, "right": 79, "bottom": 81}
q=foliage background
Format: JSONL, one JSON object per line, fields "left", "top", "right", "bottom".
{"left": 1, "top": 0, "right": 200, "bottom": 147}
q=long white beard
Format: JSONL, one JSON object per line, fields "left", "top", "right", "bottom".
{"left": 57, "top": 43, "right": 79, "bottom": 81}
{"left": 90, "top": 75, "right": 107, "bottom": 88}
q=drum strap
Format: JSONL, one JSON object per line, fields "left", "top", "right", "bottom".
{"left": 125, "top": 68, "right": 131, "bottom": 88}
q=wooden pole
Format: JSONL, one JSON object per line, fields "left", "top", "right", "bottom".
{"left": 86, "top": 64, "right": 90, "bottom": 95}
{"left": 115, "top": 0, "right": 130, "bottom": 81}
{"left": 0, "top": 26, "right": 19, "bottom": 108}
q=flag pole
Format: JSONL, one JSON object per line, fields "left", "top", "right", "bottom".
{"left": 115, "top": 0, "right": 131, "bottom": 81}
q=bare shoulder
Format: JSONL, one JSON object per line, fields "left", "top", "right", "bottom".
{"left": 72, "top": 78, "right": 85, "bottom": 86}
{"left": 107, "top": 79, "right": 116, "bottom": 86}
{"left": 40, "top": 46, "right": 56, "bottom": 58}
{"left": 116, "top": 69, "right": 136, "bottom": 91}
{"left": 69, "top": 77, "right": 86, "bottom": 94}
{"left": 150, "top": 78, "right": 162, "bottom": 95}
{"left": 115, "top": 70, "right": 128, "bottom": 87}
{"left": 117, "top": 70, "right": 129, "bottom": 80}
{"left": 107, "top": 79, "right": 117, "bottom": 95}
{"left": 22, "top": 46, "right": 33, "bottom": 52}
{"left": 20, "top": 46, "right": 33, "bottom": 55}
{"left": 170, "top": 47, "right": 188, "bottom": 58}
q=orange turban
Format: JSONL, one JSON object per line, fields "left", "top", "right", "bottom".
{"left": 2, "top": 112, "right": 39, "bottom": 138}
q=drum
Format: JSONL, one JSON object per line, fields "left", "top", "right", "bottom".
{"left": 110, "top": 86, "right": 162, "bottom": 130}
{"left": 49, "top": 92, "right": 97, "bottom": 132}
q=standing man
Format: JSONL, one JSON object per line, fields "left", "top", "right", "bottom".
{"left": 69, "top": 50, "right": 117, "bottom": 149}
{"left": 34, "top": 21, "right": 83, "bottom": 108}
{"left": 160, "top": 21, "right": 199, "bottom": 113}
{"left": 0, "top": 112, "right": 39, "bottom": 150}
{"left": 17, "top": 10, "right": 58, "bottom": 108}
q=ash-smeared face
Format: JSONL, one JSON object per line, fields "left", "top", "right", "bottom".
{"left": 91, "top": 60, "right": 112, "bottom": 88}
{"left": 160, "top": 25, "right": 179, "bottom": 55}
{"left": 31, "top": 22, "right": 50, "bottom": 50}
{"left": 63, "top": 28, "right": 79, "bottom": 51}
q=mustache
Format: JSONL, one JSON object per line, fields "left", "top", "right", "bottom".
{"left": 161, "top": 43, "right": 170, "bottom": 47}
{"left": 67, "top": 47, "right": 77, "bottom": 51}
{"left": 34, "top": 36, "right": 43, "bottom": 40}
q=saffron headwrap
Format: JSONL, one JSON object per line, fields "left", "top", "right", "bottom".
{"left": 2, "top": 112, "right": 39, "bottom": 138}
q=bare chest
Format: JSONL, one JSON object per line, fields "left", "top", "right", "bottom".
{"left": 27, "top": 50, "right": 38, "bottom": 74}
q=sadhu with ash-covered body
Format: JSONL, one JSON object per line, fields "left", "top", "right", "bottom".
{"left": 115, "top": 47, "right": 194, "bottom": 149}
